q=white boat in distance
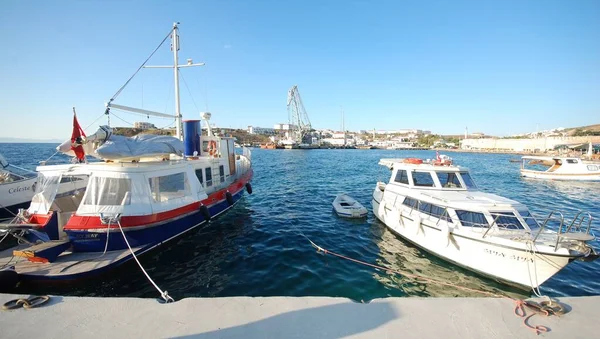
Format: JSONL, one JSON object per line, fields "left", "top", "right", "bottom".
{"left": 521, "top": 156, "right": 600, "bottom": 181}
{"left": 372, "top": 156, "right": 598, "bottom": 290}
{"left": 0, "top": 154, "right": 87, "bottom": 220}
{"left": 333, "top": 194, "right": 368, "bottom": 218}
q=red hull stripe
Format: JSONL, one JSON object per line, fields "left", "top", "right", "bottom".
{"left": 63, "top": 169, "right": 253, "bottom": 231}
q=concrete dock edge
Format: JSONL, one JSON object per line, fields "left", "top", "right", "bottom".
{"left": 1, "top": 294, "right": 599, "bottom": 338}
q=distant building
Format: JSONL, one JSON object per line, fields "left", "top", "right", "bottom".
{"left": 273, "top": 123, "right": 299, "bottom": 131}
{"left": 247, "top": 126, "right": 276, "bottom": 135}
{"left": 134, "top": 122, "right": 156, "bottom": 130}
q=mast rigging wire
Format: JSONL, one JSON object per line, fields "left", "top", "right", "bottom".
{"left": 108, "top": 27, "right": 175, "bottom": 103}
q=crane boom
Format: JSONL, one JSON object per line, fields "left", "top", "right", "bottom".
{"left": 286, "top": 85, "right": 313, "bottom": 145}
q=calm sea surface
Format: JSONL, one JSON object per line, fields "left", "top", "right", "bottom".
{"left": 1, "top": 143, "right": 599, "bottom": 300}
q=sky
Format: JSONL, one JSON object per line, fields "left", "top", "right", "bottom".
{"left": 0, "top": 0, "right": 599, "bottom": 139}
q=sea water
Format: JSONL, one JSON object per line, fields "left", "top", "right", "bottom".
{"left": 1, "top": 143, "right": 599, "bottom": 300}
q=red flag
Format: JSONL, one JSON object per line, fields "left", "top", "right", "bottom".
{"left": 71, "top": 111, "right": 86, "bottom": 162}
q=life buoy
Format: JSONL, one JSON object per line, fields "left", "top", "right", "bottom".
{"left": 245, "top": 182, "right": 253, "bottom": 195}
{"left": 404, "top": 158, "right": 423, "bottom": 165}
{"left": 208, "top": 141, "right": 218, "bottom": 156}
{"left": 225, "top": 191, "right": 234, "bottom": 205}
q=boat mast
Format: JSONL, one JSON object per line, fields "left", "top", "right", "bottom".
{"left": 172, "top": 23, "right": 182, "bottom": 140}
{"left": 142, "top": 22, "right": 205, "bottom": 140}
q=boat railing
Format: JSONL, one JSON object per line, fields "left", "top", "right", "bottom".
{"left": 533, "top": 211, "right": 564, "bottom": 242}
{"left": 564, "top": 211, "right": 593, "bottom": 234}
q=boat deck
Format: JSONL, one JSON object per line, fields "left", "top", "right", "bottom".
{"left": 0, "top": 244, "right": 142, "bottom": 280}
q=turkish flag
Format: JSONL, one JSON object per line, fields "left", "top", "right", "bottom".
{"left": 71, "top": 112, "right": 87, "bottom": 161}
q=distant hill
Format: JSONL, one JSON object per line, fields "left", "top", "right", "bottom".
{"left": 0, "top": 137, "right": 63, "bottom": 143}
{"left": 111, "top": 127, "right": 175, "bottom": 137}
{"left": 566, "top": 124, "right": 600, "bottom": 136}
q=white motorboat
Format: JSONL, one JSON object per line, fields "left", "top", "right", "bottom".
{"left": 0, "top": 154, "right": 87, "bottom": 220}
{"left": 520, "top": 156, "right": 600, "bottom": 181}
{"left": 372, "top": 156, "right": 598, "bottom": 290}
{"left": 333, "top": 194, "right": 368, "bottom": 218}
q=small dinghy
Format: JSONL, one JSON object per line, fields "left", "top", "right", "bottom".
{"left": 333, "top": 194, "right": 368, "bottom": 218}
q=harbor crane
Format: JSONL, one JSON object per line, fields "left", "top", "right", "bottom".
{"left": 286, "top": 85, "right": 313, "bottom": 145}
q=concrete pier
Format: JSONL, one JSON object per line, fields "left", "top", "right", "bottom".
{"left": 1, "top": 294, "right": 598, "bottom": 338}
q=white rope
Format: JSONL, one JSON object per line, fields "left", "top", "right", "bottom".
{"left": 525, "top": 240, "right": 546, "bottom": 299}
{"left": 117, "top": 219, "right": 174, "bottom": 303}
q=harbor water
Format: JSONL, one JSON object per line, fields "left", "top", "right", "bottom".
{"left": 1, "top": 143, "right": 599, "bottom": 300}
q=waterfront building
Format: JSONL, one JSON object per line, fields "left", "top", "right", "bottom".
{"left": 134, "top": 121, "right": 156, "bottom": 130}
{"left": 247, "top": 126, "right": 276, "bottom": 135}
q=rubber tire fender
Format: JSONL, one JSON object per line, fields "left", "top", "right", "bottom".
{"left": 199, "top": 205, "right": 211, "bottom": 222}
{"left": 245, "top": 182, "right": 253, "bottom": 195}
{"left": 226, "top": 192, "right": 234, "bottom": 206}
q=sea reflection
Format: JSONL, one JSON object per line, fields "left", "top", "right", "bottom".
{"left": 371, "top": 223, "right": 527, "bottom": 299}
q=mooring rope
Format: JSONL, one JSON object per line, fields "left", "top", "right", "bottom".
{"left": 306, "top": 237, "right": 559, "bottom": 335}
{"left": 117, "top": 219, "right": 174, "bottom": 303}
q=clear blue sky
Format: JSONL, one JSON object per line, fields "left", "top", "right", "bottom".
{"left": 1, "top": 0, "right": 598, "bottom": 139}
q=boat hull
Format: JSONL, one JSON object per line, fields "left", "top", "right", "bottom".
{"left": 0, "top": 178, "right": 36, "bottom": 219}
{"left": 66, "top": 188, "right": 245, "bottom": 252}
{"left": 520, "top": 170, "right": 600, "bottom": 181}
{"left": 372, "top": 192, "right": 573, "bottom": 289}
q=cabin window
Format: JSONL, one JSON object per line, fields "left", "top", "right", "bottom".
{"left": 205, "top": 168, "right": 212, "bottom": 187}
{"left": 84, "top": 177, "right": 131, "bottom": 206}
{"left": 430, "top": 204, "right": 452, "bottom": 222}
{"left": 519, "top": 211, "right": 539, "bottom": 230}
{"left": 394, "top": 170, "right": 409, "bottom": 184}
{"left": 219, "top": 165, "right": 225, "bottom": 183}
{"left": 587, "top": 165, "right": 599, "bottom": 171}
{"left": 436, "top": 172, "right": 462, "bottom": 188}
{"left": 459, "top": 173, "right": 477, "bottom": 189}
{"left": 566, "top": 159, "right": 578, "bottom": 164}
{"left": 411, "top": 171, "right": 435, "bottom": 187}
{"left": 456, "top": 210, "right": 489, "bottom": 228}
{"left": 402, "top": 197, "right": 418, "bottom": 209}
{"left": 148, "top": 172, "right": 191, "bottom": 203}
{"left": 195, "top": 169, "right": 203, "bottom": 185}
{"left": 418, "top": 201, "right": 432, "bottom": 214}
{"left": 492, "top": 212, "right": 524, "bottom": 230}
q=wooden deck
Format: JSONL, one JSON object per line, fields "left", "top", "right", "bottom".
{"left": 0, "top": 244, "right": 141, "bottom": 279}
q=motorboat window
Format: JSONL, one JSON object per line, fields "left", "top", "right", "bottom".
{"left": 402, "top": 197, "right": 418, "bottom": 209}
{"left": 219, "top": 165, "right": 225, "bottom": 183}
{"left": 456, "top": 210, "right": 489, "bottom": 228}
{"left": 566, "top": 159, "right": 578, "bottom": 164}
{"left": 84, "top": 177, "right": 132, "bottom": 206}
{"left": 394, "top": 170, "right": 409, "bottom": 184}
{"left": 492, "top": 212, "right": 524, "bottom": 230}
{"left": 407, "top": 198, "right": 452, "bottom": 223}
{"left": 205, "top": 167, "right": 212, "bottom": 187}
{"left": 148, "top": 172, "right": 191, "bottom": 203}
{"left": 459, "top": 172, "right": 477, "bottom": 189}
{"left": 412, "top": 171, "right": 435, "bottom": 187}
{"left": 518, "top": 210, "right": 539, "bottom": 230}
{"left": 436, "top": 172, "right": 462, "bottom": 188}
{"left": 587, "top": 165, "right": 599, "bottom": 171}
{"left": 430, "top": 204, "right": 452, "bottom": 223}
{"left": 195, "top": 169, "right": 203, "bottom": 185}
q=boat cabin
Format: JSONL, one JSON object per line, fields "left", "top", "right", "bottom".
{"left": 379, "top": 159, "right": 477, "bottom": 191}
{"left": 376, "top": 158, "right": 540, "bottom": 233}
